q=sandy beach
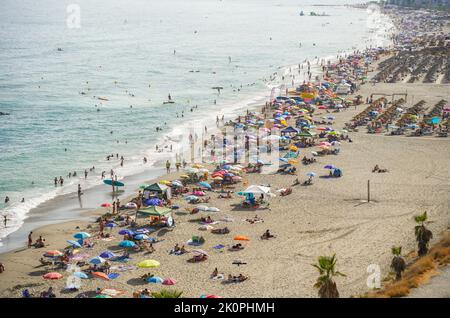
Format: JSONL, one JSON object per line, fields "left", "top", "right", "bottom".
{"left": 0, "top": 4, "right": 449, "bottom": 299}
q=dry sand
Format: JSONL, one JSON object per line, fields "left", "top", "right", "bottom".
{"left": 0, "top": 61, "right": 449, "bottom": 298}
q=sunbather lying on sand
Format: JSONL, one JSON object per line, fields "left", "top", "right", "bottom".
{"left": 261, "top": 230, "right": 276, "bottom": 240}
{"left": 372, "top": 164, "right": 389, "bottom": 173}
{"left": 245, "top": 215, "right": 264, "bottom": 224}
{"left": 229, "top": 243, "right": 244, "bottom": 251}
{"left": 188, "top": 253, "right": 208, "bottom": 262}
{"left": 218, "top": 191, "right": 232, "bottom": 199}
{"left": 200, "top": 216, "right": 214, "bottom": 224}
{"left": 226, "top": 274, "right": 249, "bottom": 283}
{"left": 211, "top": 227, "right": 230, "bottom": 234}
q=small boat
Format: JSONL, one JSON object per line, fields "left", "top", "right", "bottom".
{"left": 163, "top": 100, "right": 175, "bottom": 104}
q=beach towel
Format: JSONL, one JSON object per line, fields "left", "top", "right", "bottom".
{"left": 110, "top": 265, "right": 136, "bottom": 272}
{"left": 101, "top": 288, "right": 125, "bottom": 297}
{"left": 108, "top": 273, "right": 120, "bottom": 280}
{"left": 213, "top": 244, "right": 225, "bottom": 249}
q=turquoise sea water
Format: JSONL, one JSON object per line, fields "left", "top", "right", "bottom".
{"left": 0, "top": 0, "right": 393, "bottom": 242}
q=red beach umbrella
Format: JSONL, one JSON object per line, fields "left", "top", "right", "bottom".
{"left": 92, "top": 272, "right": 110, "bottom": 280}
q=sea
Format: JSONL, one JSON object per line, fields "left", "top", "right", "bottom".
{"left": 0, "top": 0, "right": 394, "bottom": 246}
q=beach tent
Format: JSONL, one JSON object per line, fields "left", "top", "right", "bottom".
{"left": 297, "top": 131, "right": 316, "bottom": 138}
{"left": 143, "top": 183, "right": 171, "bottom": 200}
{"left": 137, "top": 206, "right": 172, "bottom": 217}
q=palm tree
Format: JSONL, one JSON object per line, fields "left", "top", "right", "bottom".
{"left": 312, "top": 254, "right": 346, "bottom": 298}
{"left": 414, "top": 212, "right": 433, "bottom": 257}
{"left": 390, "top": 246, "right": 406, "bottom": 280}
{"left": 151, "top": 289, "right": 183, "bottom": 298}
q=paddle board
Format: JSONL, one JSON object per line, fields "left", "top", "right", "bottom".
{"left": 103, "top": 179, "right": 125, "bottom": 187}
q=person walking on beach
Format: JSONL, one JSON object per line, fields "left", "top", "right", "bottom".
{"left": 3, "top": 215, "right": 7, "bottom": 228}
{"left": 166, "top": 160, "right": 171, "bottom": 174}
{"left": 84, "top": 169, "right": 88, "bottom": 179}
{"left": 28, "top": 231, "right": 33, "bottom": 248}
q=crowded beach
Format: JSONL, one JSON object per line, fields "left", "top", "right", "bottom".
{"left": 0, "top": 6, "right": 449, "bottom": 298}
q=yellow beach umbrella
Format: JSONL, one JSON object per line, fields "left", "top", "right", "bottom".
{"left": 159, "top": 180, "right": 171, "bottom": 185}
{"left": 137, "top": 260, "right": 160, "bottom": 268}
{"left": 180, "top": 175, "right": 189, "bottom": 179}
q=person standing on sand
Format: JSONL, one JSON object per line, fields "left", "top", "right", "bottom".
{"left": 84, "top": 169, "right": 88, "bottom": 179}
{"left": 78, "top": 184, "right": 82, "bottom": 197}
{"left": 166, "top": 160, "right": 171, "bottom": 174}
{"left": 3, "top": 215, "right": 7, "bottom": 228}
{"left": 28, "top": 231, "right": 33, "bottom": 248}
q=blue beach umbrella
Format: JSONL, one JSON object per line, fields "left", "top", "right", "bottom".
{"left": 99, "top": 251, "right": 116, "bottom": 259}
{"left": 307, "top": 172, "right": 317, "bottom": 177}
{"left": 134, "top": 234, "right": 149, "bottom": 240}
{"left": 67, "top": 240, "right": 82, "bottom": 248}
{"left": 73, "top": 232, "right": 90, "bottom": 239}
{"left": 324, "top": 165, "right": 336, "bottom": 170}
{"left": 90, "top": 256, "right": 106, "bottom": 265}
{"left": 118, "top": 229, "right": 134, "bottom": 236}
{"left": 147, "top": 276, "right": 163, "bottom": 284}
{"left": 73, "top": 272, "right": 89, "bottom": 279}
{"left": 105, "top": 223, "right": 117, "bottom": 228}
{"left": 119, "top": 240, "right": 136, "bottom": 248}
{"left": 198, "top": 181, "right": 212, "bottom": 189}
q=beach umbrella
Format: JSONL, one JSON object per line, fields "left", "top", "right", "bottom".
{"left": 147, "top": 276, "right": 163, "bottom": 284}
{"left": 90, "top": 256, "right": 106, "bottom": 265}
{"left": 159, "top": 180, "right": 171, "bottom": 185}
{"left": 198, "top": 181, "right": 212, "bottom": 189}
{"left": 146, "top": 198, "right": 161, "bottom": 206}
{"left": 162, "top": 278, "right": 177, "bottom": 285}
{"left": 234, "top": 236, "right": 250, "bottom": 241}
{"left": 73, "top": 232, "right": 90, "bottom": 239}
{"left": 134, "top": 234, "right": 149, "bottom": 240}
{"left": 232, "top": 176, "right": 242, "bottom": 181}
{"left": 193, "top": 249, "right": 209, "bottom": 256}
{"left": 192, "top": 164, "right": 203, "bottom": 168}
{"left": 73, "top": 272, "right": 88, "bottom": 279}
{"left": 99, "top": 251, "right": 116, "bottom": 259}
{"left": 212, "top": 176, "right": 223, "bottom": 181}
{"left": 118, "top": 229, "right": 134, "bottom": 236}
{"left": 324, "top": 165, "right": 336, "bottom": 170}
{"left": 185, "top": 195, "right": 199, "bottom": 201}
{"left": 119, "top": 240, "right": 136, "bottom": 248}
{"left": 307, "top": 172, "right": 317, "bottom": 177}
{"left": 43, "top": 272, "right": 63, "bottom": 280}
{"left": 66, "top": 240, "right": 82, "bottom": 248}
{"left": 43, "top": 250, "right": 64, "bottom": 258}
{"left": 101, "top": 203, "right": 112, "bottom": 207}
{"left": 92, "top": 272, "right": 110, "bottom": 281}
{"left": 137, "top": 259, "right": 160, "bottom": 268}
{"left": 180, "top": 175, "right": 189, "bottom": 179}
{"left": 105, "top": 222, "right": 117, "bottom": 228}
{"left": 319, "top": 142, "right": 332, "bottom": 147}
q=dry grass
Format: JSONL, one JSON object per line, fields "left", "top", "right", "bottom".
{"left": 368, "top": 231, "right": 450, "bottom": 298}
